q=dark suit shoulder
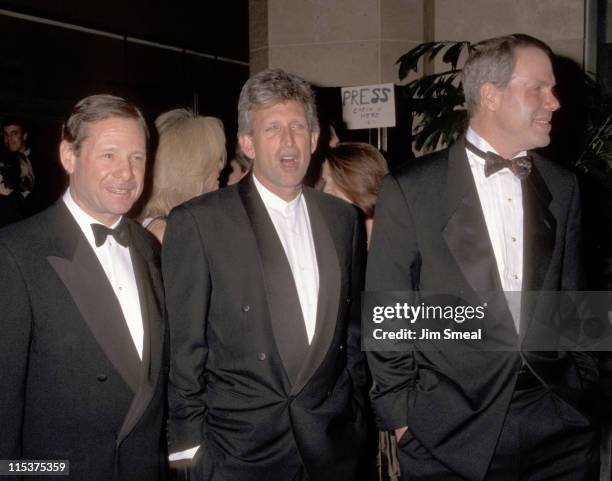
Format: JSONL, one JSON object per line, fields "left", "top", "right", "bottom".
{"left": 172, "top": 183, "right": 239, "bottom": 217}
{"left": 306, "top": 187, "right": 360, "bottom": 224}
{"left": 392, "top": 146, "right": 450, "bottom": 181}
{"left": 532, "top": 153, "right": 577, "bottom": 187}
{"left": 383, "top": 146, "right": 451, "bottom": 205}
{"left": 128, "top": 218, "right": 161, "bottom": 257}
{"left": 0, "top": 205, "right": 55, "bottom": 251}
{"left": 165, "top": 184, "right": 246, "bottom": 246}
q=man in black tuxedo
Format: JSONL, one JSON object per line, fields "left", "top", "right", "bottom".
{"left": 163, "top": 68, "right": 370, "bottom": 481}
{"left": 366, "top": 34, "right": 600, "bottom": 480}
{"left": 0, "top": 95, "right": 167, "bottom": 480}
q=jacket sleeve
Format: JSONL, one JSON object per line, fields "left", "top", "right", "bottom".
{"left": 0, "top": 241, "right": 31, "bottom": 465}
{"left": 346, "top": 209, "right": 369, "bottom": 407}
{"left": 162, "top": 205, "right": 211, "bottom": 453}
{"left": 365, "top": 174, "right": 420, "bottom": 430}
{"left": 563, "top": 175, "right": 600, "bottom": 384}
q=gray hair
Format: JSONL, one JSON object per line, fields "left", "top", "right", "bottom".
{"left": 62, "top": 94, "right": 149, "bottom": 154}
{"left": 462, "top": 34, "right": 553, "bottom": 117}
{"left": 237, "top": 68, "right": 319, "bottom": 135}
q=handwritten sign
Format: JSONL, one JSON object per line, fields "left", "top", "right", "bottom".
{"left": 341, "top": 83, "right": 395, "bottom": 130}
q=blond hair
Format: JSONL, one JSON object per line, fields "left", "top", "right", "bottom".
{"left": 141, "top": 108, "right": 226, "bottom": 220}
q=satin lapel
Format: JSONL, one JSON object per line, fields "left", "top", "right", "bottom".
{"left": 442, "top": 140, "right": 503, "bottom": 294}
{"left": 521, "top": 161, "right": 555, "bottom": 292}
{"left": 117, "top": 223, "right": 165, "bottom": 444}
{"left": 46, "top": 203, "right": 141, "bottom": 393}
{"left": 519, "top": 160, "right": 556, "bottom": 335}
{"left": 291, "top": 189, "right": 341, "bottom": 396}
{"left": 238, "top": 177, "right": 309, "bottom": 389}
{"left": 441, "top": 141, "right": 514, "bottom": 326}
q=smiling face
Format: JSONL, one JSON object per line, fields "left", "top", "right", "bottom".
{"left": 486, "top": 46, "right": 560, "bottom": 158}
{"left": 60, "top": 116, "right": 146, "bottom": 226}
{"left": 239, "top": 100, "right": 318, "bottom": 201}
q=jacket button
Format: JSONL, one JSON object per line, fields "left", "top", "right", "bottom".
{"left": 258, "top": 352, "right": 266, "bottom": 361}
{"left": 339, "top": 344, "right": 344, "bottom": 351}
{"left": 346, "top": 297, "right": 351, "bottom": 304}
{"left": 97, "top": 374, "right": 108, "bottom": 382}
{"left": 242, "top": 304, "right": 250, "bottom": 312}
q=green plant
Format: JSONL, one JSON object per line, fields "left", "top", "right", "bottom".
{"left": 397, "top": 41, "right": 470, "bottom": 152}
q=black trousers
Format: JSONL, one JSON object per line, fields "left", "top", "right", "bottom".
{"left": 397, "top": 386, "right": 599, "bottom": 481}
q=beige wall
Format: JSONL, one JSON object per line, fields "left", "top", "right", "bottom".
{"left": 250, "top": 0, "right": 424, "bottom": 86}
{"left": 251, "top": 0, "right": 586, "bottom": 86}
{"left": 435, "top": 0, "right": 584, "bottom": 64}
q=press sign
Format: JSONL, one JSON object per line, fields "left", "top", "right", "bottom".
{"left": 341, "top": 83, "right": 396, "bottom": 130}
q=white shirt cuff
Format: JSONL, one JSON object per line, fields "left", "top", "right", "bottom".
{"left": 169, "top": 445, "right": 199, "bottom": 461}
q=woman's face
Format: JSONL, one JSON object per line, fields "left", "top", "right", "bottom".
{"left": 321, "top": 161, "right": 351, "bottom": 204}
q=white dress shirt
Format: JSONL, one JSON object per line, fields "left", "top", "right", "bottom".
{"left": 465, "top": 128, "right": 523, "bottom": 329}
{"left": 253, "top": 175, "right": 320, "bottom": 344}
{"left": 63, "top": 189, "right": 144, "bottom": 358}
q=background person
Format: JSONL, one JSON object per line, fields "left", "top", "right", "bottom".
{"left": 3, "top": 116, "right": 67, "bottom": 214}
{"left": 139, "top": 108, "right": 226, "bottom": 242}
{"left": 317, "top": 141, "right": 388, "bottom": 244}
{"left": 0, "top": 149, "right": 25, "bottom": 227}
{"left": 226, "top": 145, "right": 252, "bottom": 185}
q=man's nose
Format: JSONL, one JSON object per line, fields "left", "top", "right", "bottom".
{"left": 113, "top": 156, "right": 134, "bottom": 179}
{"left": 281, "top": 127, "right": 295, "bottom": 147}
{"left": 546, "top": 91, "right": 560, "bottom": 112}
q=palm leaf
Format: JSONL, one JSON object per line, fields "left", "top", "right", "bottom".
{"left": 441, "top": 41, "right": 470, "bottom": 69}
{"left": 397, "top": 41, "right": 462, "bottom": 80}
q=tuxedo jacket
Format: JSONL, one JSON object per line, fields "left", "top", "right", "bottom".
{"left": 162, "top": 175, "right": 370, "bottom": 481}
{"left": 366, "top": 139, "right": 599, "bottom": 481}
{"left": 0, "top": 201, "right": 168, "bottom": 481}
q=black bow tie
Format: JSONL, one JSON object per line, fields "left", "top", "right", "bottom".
{"left": 465, "top": 141, "right": 532, "bottom": 179}
{"left": 91, "top": 221, "right": 130, "bottom": 247}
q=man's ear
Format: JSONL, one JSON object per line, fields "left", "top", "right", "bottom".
{"left": 239, "top": 135, "right": 256, "bottom": 160}
{"left": 23, "top": 132, "right": 28, "bottom": 142}
{"left": 480, "top": 82, "right": 502, "bottom": 112}
{"left": 310, "top": 130, "right": 320, "bottom": 154}
{"left": 59, "top": 140, "right": 76, "bottom": 174}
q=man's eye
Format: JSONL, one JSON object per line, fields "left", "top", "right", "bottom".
{"left": 102, "top": 153, "right": 114, "bottom": 159}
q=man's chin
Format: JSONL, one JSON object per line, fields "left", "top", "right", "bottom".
{"left": 104, "top": 201, "right": 137, "bottom": 218}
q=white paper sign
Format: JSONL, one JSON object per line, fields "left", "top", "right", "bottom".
{"left": 341, "top": 83, "right": 396, "bottom": 130}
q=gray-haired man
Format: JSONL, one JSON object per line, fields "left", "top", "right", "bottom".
{"left": 367, "top": 34, "right": 600, "bottom": 480}
{"left": 163, "top": 68, "right": 371, "bottom": 481}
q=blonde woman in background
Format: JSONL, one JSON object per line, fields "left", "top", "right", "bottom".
{"left": 140, "top": 108, "right": 226, "bottom": 242}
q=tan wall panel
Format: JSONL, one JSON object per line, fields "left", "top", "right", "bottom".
{"left": 435, "top": 0, "right": 584, "bottom": 63}
{"left": 268, "top": 41, "right": 380, "bottom": 86}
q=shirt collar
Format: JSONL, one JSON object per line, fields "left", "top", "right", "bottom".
{"left": 63, "top": 188, "right": 122, "bottom": 248}
{"left": 465, "top": 127, "right": 527, "bottom": 163}
{"left": 253, "top": 174, "right": 302, "bottom": 217}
